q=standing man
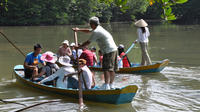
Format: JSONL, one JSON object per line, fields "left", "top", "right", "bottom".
{"left": 72, "top": 16, "right": 118, "bottom": 90}
{"left": 24, "top": 44, "right": 45, "bottom": 80}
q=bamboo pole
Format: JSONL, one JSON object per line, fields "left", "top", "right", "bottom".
{"left": 0, "top": 32, "right": 26, "bottom": 57}
{"left": 73, "top": 31, "right": 84, "bottom": 109}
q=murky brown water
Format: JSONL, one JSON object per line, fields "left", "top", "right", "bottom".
{"left": 0, "top": 23, "right": 200, "bottom": 112}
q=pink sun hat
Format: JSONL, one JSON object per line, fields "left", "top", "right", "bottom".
{"left": 40, "top": 51, "right": 57, "bottom": 63}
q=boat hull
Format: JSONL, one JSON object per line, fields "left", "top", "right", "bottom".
{"left": 89, "top": 59, "right": 169, "bottom": 74}
{"left": 14, "top": 65, "right": 138, "bottom": 104}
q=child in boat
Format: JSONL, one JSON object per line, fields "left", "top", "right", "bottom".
{"left": 118, "top": 44, "right": 131, "bottom": 67}
{"left": 38, "top": 56, "right": 75, "bottom": 88}
{"left": 90, "top": 46, "right": 98, "bottom": 66}
{"left": 64, "top": 59, "right": 94, "bottom": 90}
{"left": 37, "top": 51, "right": 59, "bottom": 78}
{"left": 57, "top": 40, "right": 72, "bottom": 57}
{"left": 24, "top": 44, "right": 45, "bottom": 80}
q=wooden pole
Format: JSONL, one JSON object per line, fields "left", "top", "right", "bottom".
{"left": 74, "top": 31, "right": 84, "bottom": 108}
{"left": 0, "top": 32, "right": 26, "bottom": 57}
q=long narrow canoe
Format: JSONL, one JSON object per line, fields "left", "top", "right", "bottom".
{"left": 14, "top": 65, "right": 138, "bottom": 104}
{"left": 89, "top": 59, "right": 169, "bottom": 74}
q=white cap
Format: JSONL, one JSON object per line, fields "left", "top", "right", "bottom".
{"left": 89, "top": 16, "right": 100, "bottom": 25}
{"left": 62, "top": 40, "right": 69, "bottom": 46}
{"left": 70, "top": 42, "right": 75, "bottom": 47}
{"left": 118, "top": 44, "right": 124, "bottom": 48}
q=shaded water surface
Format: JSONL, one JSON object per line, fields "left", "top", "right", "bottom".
{"left": 0, "top": 23, "right": 200, "bottom": 112}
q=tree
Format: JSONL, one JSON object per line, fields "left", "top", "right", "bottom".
{"left": 99, "top": 0, "right": 188, "bottom": 21}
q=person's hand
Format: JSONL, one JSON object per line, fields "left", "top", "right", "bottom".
{"left": 38, "top": 82, "right": 41, "bottom": 84}
{"left": 74, "top": 45, "right": 79, "bottom": 50}
{"left": 72, "top": 27, "right": 79, "bottom": 31}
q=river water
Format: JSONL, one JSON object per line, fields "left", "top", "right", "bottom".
{"left": 0, "top": 23, "right": 200, "bottom": 112}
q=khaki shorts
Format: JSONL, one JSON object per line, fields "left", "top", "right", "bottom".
{"left": 102, "top": 51, "right": 118, "bottom": 72}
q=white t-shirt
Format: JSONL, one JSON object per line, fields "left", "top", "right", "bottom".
{"left": 136, "top": 27, "right": 150, "bottom": 43}
{"left": 89, "top": 25, "right": 117, "bottom": 54}
{"left": 81, "top": 65, "right": 93, "bottom": 89}
{"left": 72, "top": 49, "right": 83, "bottom": 59}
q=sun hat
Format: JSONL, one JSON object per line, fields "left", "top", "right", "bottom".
{"left": 89, "top": 16, "right": 100, "bottom": 25}
{"left": 62, "top": 40, "right": 69, "bottom": 46}
{"left": 79, "top": 59, "right": 87, "bottom": 65}
{"left": 91, "top": 46, "right": 96, "bottom": 51}
{"left": 70, "top": 42, "right": 75, "bottom": 47}
{"left": 118, "top": 44, "right": 124, "bottom": 49}
{"left": 135, "top": 19, "right": 148, "bottom": 27}
{"left": 58, "top": 56, "right": 73, "bottom": 66}
{"left": 40, "top": 51, "right": 57, "bottom": 63}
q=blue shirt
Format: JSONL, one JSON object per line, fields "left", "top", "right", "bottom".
{"left": 25, "top": 52, "right": 44, "bottom": 66}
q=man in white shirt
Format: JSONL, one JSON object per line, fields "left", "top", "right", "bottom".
{"left": 72, "top": 16, "right": 118, "bottom": 90}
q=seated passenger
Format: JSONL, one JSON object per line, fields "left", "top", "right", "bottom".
{"left": 65, "top": 59, "right": 94, "bottom": 90}
{"left": 24, "top": 44, "right": 45, "bottom": 80}
{"left": 70, "top": 42, "right": 83, "bottom": 64}
{"left": 118, "top": 44, "right": 131, "bottom": 67}
{"left": 79, "top": 45, "right": 95, "bottom": 67}
{"left": 38, "top": 51, "right": 59, "bottom": 78}
{"left": 38, "top": 56, "right": 75, "bottom": 88}
{"left": 90, "top": 46, "right": 98, "bottom": 66}
{"left": 57, "top": 40, "right": 72, "bottom": 57}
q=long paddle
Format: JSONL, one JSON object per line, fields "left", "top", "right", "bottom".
{"left": 118, "top": 43, "right": 135, "bottom": 65}
{"left": 0, "top": 32, "right": 26, "bottom": 57}
{"left": 73, "top": 31, "right": 84, "bottom": 109}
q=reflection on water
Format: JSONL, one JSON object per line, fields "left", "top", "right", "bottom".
{"left": 0, "top": 23, "right": 200, "bottom": 111}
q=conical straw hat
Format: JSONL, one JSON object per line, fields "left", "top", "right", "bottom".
{"left": 135, "top": 19, "right": 148, "bottom": 27}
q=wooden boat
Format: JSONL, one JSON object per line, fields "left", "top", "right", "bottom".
{"left": 89, "top": 59, "right": 169, "bottom": 74}
{"left": 14, "top": 65, "right": 138, "bottom": 104}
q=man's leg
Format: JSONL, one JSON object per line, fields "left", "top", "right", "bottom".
{"left": 109, "top": 71, "right": 115, "bottom": 84}
{"left": 104, "top": 71, "right": 110, "bottom": 84}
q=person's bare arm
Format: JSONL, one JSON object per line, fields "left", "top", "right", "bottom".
{"left": 79, "top": 40, "right": 91, "bottom": 49}
{"left": 63, "top": 70, "right": 83, "bottom": 81}
{"left": 67, "top": 47, "right": 72, "bottom": 56}
{"left": 24, "top": 62, "right": 36, "bottom": 69}
{"left": 72, "top": 27, "right": 91, "bottom": 33}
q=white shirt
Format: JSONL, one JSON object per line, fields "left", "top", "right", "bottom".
{"left": 136, "top": 27, "right": 150, "bottom": 43}
{"left": 72, "top": 49, "right": 83, "bottom": 59}
{"left": 89, "top": 25, "right": 117, "bottom": 54}
{"left": 40, "top": 66, "right": 75, "bottom": 88}
{"left": 81, "top": 65, "right": 93, "bottom": 89}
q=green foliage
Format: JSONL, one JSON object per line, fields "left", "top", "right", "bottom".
{"left": 0, "top": 0, "right": 8, "bottom": 11}
{"left": 173, "top": 0, "right": 200, "bottom": 24}
{"left": 153, "top": 0, "right": 188, "bottom": 21}
{"left": 0, "top": 0, "right": 70, "bottom": 25}
{"left": 67, "top": 0, "right": 96, "bottom": 25}
{"left": 1, "top": 0, "right": 197, "bottom": 25}
{"left": 175, "top": 0, "right": 188, "bottom": 4}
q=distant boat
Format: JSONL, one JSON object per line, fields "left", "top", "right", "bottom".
{"left": 14, "top": 65, "right": 138, "bottom": 104}
{"left": 89, "top": 59, "right": 169, "bottom": 74}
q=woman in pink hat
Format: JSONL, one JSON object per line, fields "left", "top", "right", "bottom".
{"left": 36, "top": 51, "right": 59, "bottom": 80}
